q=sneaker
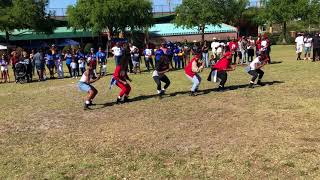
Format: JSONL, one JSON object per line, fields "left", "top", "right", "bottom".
{"left": 257, "top": 81, "right": 265, "bottom": 86}
{"left": 189, "top": 92, "right": 196, "bottom": 96}
{"left": 89, "top": 101, "right": 96, "bottom": 106}
{"left": 116, "top": 98, "right": 122, "bottom": 104}
{"left": 84, "top": 104, "right": 91, "bottom": 110}
{"left": 124, "top": 96, "right": 131, "bottom": 103}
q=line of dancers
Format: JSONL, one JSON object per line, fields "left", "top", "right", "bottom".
{"left": 78, "top": 48, "right": 270, "bottom": 110}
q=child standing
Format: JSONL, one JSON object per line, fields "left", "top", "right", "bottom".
{"left": 55, "top": 53, "right": 64, "bottom": 79}
{"left": 113, "top": 55, "right": 132, "bottom": 104}
{"left": 132, "top": 48, "right": 141, "bottom": 74}
{"left": 0, "top": 55, "right": 9, "bottom": 83}
{"left": 78, "top": 58, "right": 86, "bottom": 75}
{"left": 71, "top": 59, "right": 78, "bottom": 78}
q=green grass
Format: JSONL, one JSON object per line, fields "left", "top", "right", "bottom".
{"left": 1, "top": 45, "right": 320, "bottom": 179}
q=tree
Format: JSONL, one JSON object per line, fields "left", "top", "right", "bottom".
{"left": 67, "top": 0, "right": 154, "bottom": 43}
{"left": 0, "top": 0, "right": 56, "bottom": 46}
{"left": 260, "top": 0, "right": 320, "bottom": 43}
{"left": 174, "top": 0, "right": 224, "bottom": 44}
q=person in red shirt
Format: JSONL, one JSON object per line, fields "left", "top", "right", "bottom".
{"left": 10, "top": 51, "right": 18, "bottom": 82}
{"left": 212, "top": 51, "right": 236, "bottom": 91}
{"left": 113, "top": 55, "right": 132, "bottom": 104}
{"left": 255, "top": 35, "right": 262, "bottom": 56}
{"left": 185, "top": 54, "right": 204, "bottom": 96}
{"left": 228, "top": 38, "right": 239, "bottom": 64}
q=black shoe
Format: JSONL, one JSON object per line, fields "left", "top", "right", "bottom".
{"left": 89, "top": 101, "right": 96, "bottom": 106}
{"left": 116, "top": 98, "right": 122, "bottom": 104}
{"left": 84, "top": 104, "right": 91, "bottom": 110}
{"left": 189, "top": 92, "right": 196, "bottom": 96}
{"left": 217, "top": 86, "right": 225, "bottom": 92}
{"left": 248, "top": 83, "right": 254, "bottom": 88}
{"left": 257, "top": 81, "right": 265, "bottom": 86}
{"left": 124, "top": 96, "right": 131, "bottom": 103}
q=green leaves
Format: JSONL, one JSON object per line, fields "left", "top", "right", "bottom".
{"left": 67, "top": 0, "right": 154, "bottom": 35}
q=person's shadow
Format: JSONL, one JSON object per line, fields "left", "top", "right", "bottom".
{"left": 95, "top": 80, "right": 285, "bottom": 109}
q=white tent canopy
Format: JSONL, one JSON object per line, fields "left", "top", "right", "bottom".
{"left": 0, "top": 45, "right": 7, "bottom": 50}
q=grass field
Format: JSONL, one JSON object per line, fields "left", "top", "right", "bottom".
{"left": 1, "top": 45, "right": 320, "bottom": 179}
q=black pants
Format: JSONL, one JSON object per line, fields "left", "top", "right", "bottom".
{"left": 247, "top": 49, "right": 254, "bottom": 62}
{"left": 217, "top": 70, "right": 227, "bottom": 87}
{"left": 153, "top": 75, "right": 170, "bottom": 91}
{"left": 248, "top": 69, "right": 264, "bottom": 82}
{"left": 167, "top": 55, "right": 174, "bottom": 69}
{"left": 313, "top": 48, "right": 320, "bottom": 61}
{"left": 129, "top": 57, "right": 133, "bottom": 73}
{"left": 66, "top": 64, "right": 72, "bottom": 77}
{"left": 72, "top": 68, "right": 78, "bottom": 77}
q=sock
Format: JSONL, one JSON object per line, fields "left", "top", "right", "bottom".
{"left": 85, "top": 100, "right": 90, "bottom": 105}
{"left": 250, "top": 81, "right": 254, "bottom": 84}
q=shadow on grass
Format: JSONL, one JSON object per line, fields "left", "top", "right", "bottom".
{"left": 95, "top": 81, "right": 285, "bottom": 109}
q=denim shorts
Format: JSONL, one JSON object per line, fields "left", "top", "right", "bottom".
{"left": 78, "top": 82, "right": 92, "bottom": 92}
{"left": 304, "top": 47, "right": 311, "bottom": 53}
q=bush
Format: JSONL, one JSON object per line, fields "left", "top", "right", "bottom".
{"left": 84, "top": 43, "right": 94, "bottom": 54}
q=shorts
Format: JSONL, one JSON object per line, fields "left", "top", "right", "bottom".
{"left": 304, "top": 47, "right": 311, "bottom": 53}
{"left": 296, "top": 45, "right": 303, "bottom": 53}
{"left": 132, "top": 61, "right": 140, "bottom": 67}
{"left": 35, "top": 63, "right": 44, "bottom": 70}
{"left": 78, "top": 82, "right": 93, "bottom": 92}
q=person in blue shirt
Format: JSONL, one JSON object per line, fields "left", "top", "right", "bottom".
{"left": 173, "top": 45, "right": 181, "bottom": 69}
{"left": 166, "top": 44, "right": 174, "bottom": 69}
{"left": 46, "top": 50, "right": 55, "bottom": 79}
{"left": 96, "top": 47, "right": 107, "bottom": 76}
{"left": 154, "top": 45, "right": 164, "bottom": 63}
{"left": 64, "top": 49, "right": 73, "bottom": 78}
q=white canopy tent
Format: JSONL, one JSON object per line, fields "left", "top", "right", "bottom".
{"left": 0, "top": 45, "right": 7, "bottom": 50}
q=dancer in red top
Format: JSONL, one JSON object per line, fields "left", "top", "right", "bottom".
{"left": 212, "top": 51, "right": 236, "bottom": 91}
{"left": 185, "top": 54, "right": 204, "bottom": 96}
{"left": 113, "top": 55, "right": 132, "bottom": 104}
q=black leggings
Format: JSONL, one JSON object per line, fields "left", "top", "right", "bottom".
{"left": 66, "top": 64, "right": 72, "bottom": 77}
{"left": 217, "top": 70, "right": 228, "bottom": 88}
{"left": 153, "top": 75, "right": 170, "bottom": 91}
{"left": 248, "top": 69, "right": 264, "bottom": 82}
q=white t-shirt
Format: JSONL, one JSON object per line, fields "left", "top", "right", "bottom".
{"left": 71, "top": 62, "right": 77, "bottom": 69}
{"left": 211, "top": 42, "right": 220, "bottom": 52}
{"left": 112, "top": 46, "right": 122, "bottom": 56}
{"left": 304, "top": 37, "right": 313, "bottom": 48}
{"left": 144, "top": 49, "right": 152, "bottom": 57}
{"left": 295, "top": 36, "right": 304, "bottom": 46}
{"left": 250, "top": 57, "right": 261, "bottom": 70}
{"left": 152, "top": 70, "right": 159, "bottom": 77}
{"left": 130, "top": 46, "right": 137, "bottom": 53}
{"left": 261, "top": 40, "right": 268, "bottom": 48}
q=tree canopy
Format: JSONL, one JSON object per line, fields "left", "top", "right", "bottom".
{"left": 67, "top": 0, "right": 154, "bottom": 39}
{"left": 0, "top": 0, "right": 56, "bottom": 44}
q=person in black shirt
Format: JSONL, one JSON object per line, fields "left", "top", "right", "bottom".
{"left": 313, "top": 33, "right": 320, "bottom": 61}
{"left": 152, "top": 56, "right": 171, "bottom": 99}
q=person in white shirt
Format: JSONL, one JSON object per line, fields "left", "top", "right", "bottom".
{"left": 247, "top": 49, "right": 268, "bottom": 88}
{"left": 70, "top": 59, "right": 78, "bottom": 78}
{"left": 111, "top": 42, "right": 123, "bottom": 66}
{"left": 303, "top": 34, "right": 313, "bottom": 60}
{"left": 247, "top": 36, "right": 255, "bottom": 62}
{"left": 211, "top": 37, "right": 220, "bottom": 58}
{"left": 295, "top": 33, "right": 304, "bottom": 60}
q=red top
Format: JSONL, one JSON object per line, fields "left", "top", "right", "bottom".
{"left": 113, "top": 65, "right": 128, "bottom": 81}
{"left": 184, "top": 56, "right": 198, "bottom": 77}
{"left": 11, "top": 56, "right": 18, "bottom": 65}
{"left": 229, "top": 41, "right": 238, "bottom": 52}
{"left": 213, "top": 57, "right": 231, "bottom": 72}
{"left": 256, "top": 39, "right": 261, "bottom": 50}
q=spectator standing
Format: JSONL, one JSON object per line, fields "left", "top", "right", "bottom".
{"left": 312, "top": 33, "right": 320, "bottom": 61}
{"left": 96, "top": 47, "right": 107, "bottom": 76}
{"left": 211, "top": 37, "right": 220, "bottom": 59}
{"left": 0, "top": 54, "right": 10, "bottom": 83}
{"left": 303, "top": 34, "right": 313, "bottom": 61}
{"left": 143, "top": 45, "right": 154, "bottom": 71}
{"left": 111, "top": 42, "right": 123, "bottom": 66}
{"left": 247, "top": 36, "right": 255, "bottom": 62}
{"left": 71, "top": 59, "right": 78, "bottom": 78}
{"left": 202, "top": 41, "right": 209, "bottom": 68}
{"left": 33, "top": 49, "right": 45, "bottom": 81}
{"left": 154, "top": 45, "right": 165, "bottom": 64}
{"left": 239, "top": 36, "right": 248, "bottom": 64}
{"left": 183, "top": 40, "right": 191, "bottom": 67}
{"left": 54, "top": 51, "right": 64, "bottom": 79}
{"left": 295, "top": 33, "right": 304, "bottom": 60}
{"left": 10, "top": 51, "right": 18, "bottom": 82}
{"left": 255, "top": 35, "right": 262, "bottom": 56}
{"left": 64, "top": 49, "right": 73, "bottom": 77}
{"left": 87, "top": 48, "right": 98, "bottom": 78}
{"left": 129, "top": 43, "right": 137, "bottom": 73}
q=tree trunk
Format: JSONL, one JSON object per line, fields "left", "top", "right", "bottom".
{"left": 5, "top": 31, "right": 9, "bottom": 54}
{"left": 201, "top": 25, "right": 205, "bottom": 44}
{"left": 282, "top": 21, "right": 287, "bottom": 44}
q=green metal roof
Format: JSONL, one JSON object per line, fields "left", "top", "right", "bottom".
{"left": 149, "top": 23, "right": 237, "bottom": 36}
{"left": 0, "top": 23, "right": 237, "bottom": 41}
{"left": 0, "top": 27, "right": 96, "bottom": 41}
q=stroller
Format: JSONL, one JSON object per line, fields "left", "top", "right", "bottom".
{"left": 15, "top": 60, "right": 32, "bottom": 84}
